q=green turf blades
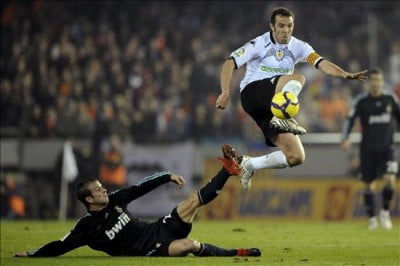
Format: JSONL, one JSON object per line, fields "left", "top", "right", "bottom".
{"left": 1, "top": 220, "right": 399, "bottom": 265}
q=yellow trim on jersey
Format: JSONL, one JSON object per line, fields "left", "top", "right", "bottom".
{"left": 307, "top": 52, "right": 323, "bottom": 65}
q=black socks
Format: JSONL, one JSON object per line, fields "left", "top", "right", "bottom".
{"left": 194, "top": 243, "right": 237, "bottom": 257}
{"left": 363, "top": 189, "right": 375, "bottom": 217}
{"left": 197, "top": 168, "right": 230, "bottom": 205}
{"left": 382, "top": 185, "right": 394, "bottom": 211}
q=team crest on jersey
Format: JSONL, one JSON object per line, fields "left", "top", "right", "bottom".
{"left": 234, "top": 47, "right": 245, "bottom": 57}
{"left": 276, "top": 49, "right": 284, "bottom": 60}
{"left": 386, "top": 104, "right": 392, "bottom": 113}
{"left": 115, "top": 206, "right": 123, "bottom": 213}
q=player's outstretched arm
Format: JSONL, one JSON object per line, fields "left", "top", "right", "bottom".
{"left": 14, "top": 235, "right": 85, "bottom": 257}
{"left": 318, "top": 60, "right": 368, "bottom": 82}
{"left": 112, "top": 172, "right": 182, "bottom": 203}
{"left": 216, "top": 59, "right": 235, "bottom": 109}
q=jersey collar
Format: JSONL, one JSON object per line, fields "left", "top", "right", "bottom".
{"left": 270, "top": 31, "right": 276, "bottom": 44}
{"left": 269, "top": 31, "right": 290, "bottom": 49}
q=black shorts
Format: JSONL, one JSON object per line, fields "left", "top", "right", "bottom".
{"left": 148, "top": 207, "right": 192, "bottom": 256}
{"left": 360, "top": 145, "right": 398, "bottom": 183}
{"left": 240, "top": 76, "right": 281, "bottom": 147}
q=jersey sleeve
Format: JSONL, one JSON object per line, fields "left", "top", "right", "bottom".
{"left": 229, "top": 39, "right": 260, "bottom": 69}
{"left": 27, "top": 222, "right": 86, "bottom": 257}
{"left": 109, "top": 171, "right": 171, "bottom": 205}
{"left": 295, "top": 40, "right": 324, "bottom": 68}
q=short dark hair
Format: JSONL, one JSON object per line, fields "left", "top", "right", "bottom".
{"left": 76, "top": 177, "right": 98, "bottom": 208}
{"left": 368, "top": 68, "right": 383, "bottom": 77}
{"left": 270, "top": 7, "right": 294, "bottom": 25}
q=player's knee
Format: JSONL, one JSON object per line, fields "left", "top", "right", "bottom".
{"left": 364, "top": 182, "right": 375, "bottom": 191}
{"left": 383, "top": 174, "right": 396, "bottom": 187}
{"left": 181, "top": 239, "right": 199, "bottom": 253}
{"left": 286, "top": 151, "right": 305, "bottom": 167}
{"left": 189, "top": 192, "right": 200, "bottom": 206}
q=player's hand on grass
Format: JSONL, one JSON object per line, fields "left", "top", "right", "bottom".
{"left": 345, "top": 70, "right": 368, "bottom": 82}
{"left": 216, "top": 93, "right": 230, "bottom": 109}
{"left": 14, "top": 251, "right": 28, "bottom": 257}
{"left": 170, "top": 174, "right": 185, "bottom": 188}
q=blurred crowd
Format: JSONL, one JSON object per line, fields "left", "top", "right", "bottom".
{"left": 1, "top": 1, "right": 400, "bottom": 143}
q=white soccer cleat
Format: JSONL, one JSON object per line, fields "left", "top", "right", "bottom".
{"left": 239, "top": 155, "right": 255, "bottom": 190}
{"left": 379, "top": 210, "right": 393, "bottom": 230}
{"left": 270, "top": 117, "right": 307, "bottom": 135}
{"left": 368, "top": 216, "right": 379, "bottom": 230}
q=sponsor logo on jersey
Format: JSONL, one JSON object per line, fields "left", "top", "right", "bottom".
{"left": 260, "top": 66, "right": 290, "bottom": 73}
{"left": 105, "top": 212, "right": 131, "bottom": 240}
{"left": 368, "top": 113, "right": 391, "bottom": 124}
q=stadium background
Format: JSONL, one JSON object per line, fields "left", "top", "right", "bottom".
{"left": 1, "top": 0, "right": 399, "bottom": 222}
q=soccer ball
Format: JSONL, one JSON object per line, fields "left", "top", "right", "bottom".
{"left": 270, "top": 91, "right": 300, "bottom": 119}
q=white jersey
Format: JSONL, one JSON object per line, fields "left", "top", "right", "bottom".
{"left": 230, "top": 32, "right": 322, "bottom": 91}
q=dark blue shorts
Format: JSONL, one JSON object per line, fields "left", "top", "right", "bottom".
{"left": 360, "top": 145, "right": 398, "bottom": 183}
{"left": 148, "top": 207, "right": 192, "bottom": 256}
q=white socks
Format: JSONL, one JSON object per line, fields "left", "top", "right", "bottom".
{"left": 281, "top": 80, "right": 303, "bottom": 97}
{"left": 246, "top": 151, "right": 289, "bottom": 170}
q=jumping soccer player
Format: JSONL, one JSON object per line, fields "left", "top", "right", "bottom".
{"left": 341, "top": 69, "right": 400, "bottom": 230}
{"left": 14, "top": 144, "right": 261, "bottom": 257}
{"left": 216, "top": 6, "right": 368, "bottom": 190}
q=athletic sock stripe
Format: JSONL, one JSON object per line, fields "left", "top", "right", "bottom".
{"left": 197, "top": 190, "right": 205, "bottom": 204}
{"left": 135, "top": 171, "right": 171, "bottom": 185}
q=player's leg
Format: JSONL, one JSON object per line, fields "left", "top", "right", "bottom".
{"left": 239, "top": 78, "right": 289, "bottom": 189}
{"left": 363, "top": 181, "right": 378, "bottom": 230}
{"left": 239, "top": 133, "right": 305, "bottom": 190}
{"left": 177, "top": 144, "right": 240, "bottom": 223}
{"left": 167, "top": 238, "right": 261, "bottom": 257}
{"left": 360, "top": 148, "right": 379, "bottom": 230}
{"left": 379, "top": 149, "right": 398, "bottom": 229}
{"left": 379, "top": 173, "right": 396, "bottom": 230}
{"left": 275, "top": 74, "right": 305, "bottom": 96}
{"left": 269, "top": 74, "right": 307, "bottom": 135}
{"left": 271, "top": 133, "right": 305, "bottom": 166}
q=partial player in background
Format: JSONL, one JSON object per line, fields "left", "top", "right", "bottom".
{"left": 14, "top": 144, "right": 261, "bottom": 258}
{"left": 341, "top": 69, "right": 400, "bottom": 230}
{"left": 216, "top": 6, "right": 368, "bottom": 190}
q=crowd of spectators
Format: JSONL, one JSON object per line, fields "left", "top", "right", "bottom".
{"left": 1, "top": 1, "right": 400, "bottom": 144}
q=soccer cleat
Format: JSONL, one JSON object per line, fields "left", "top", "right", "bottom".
{"left": 270, "top": 117, "right": 307, "bottom": 135}
{"left": 379, "top": 210, "right": 393, "bottom": 230}
{"left": 368, "top": 216, "right": 378, "bottom": 230}
{"left": 237, "top": 248, "right": 261, "bottom": 257}
{"left": 239, "top": 155, "right": 254, "bottom": 190}
{"left": 218, "top": 144, "right": 241, "bottom": 175}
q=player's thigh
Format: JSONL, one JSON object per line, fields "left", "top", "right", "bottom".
{"left": 176, "top": 192, "right": 201, "bottom": 223}
{"left": 168, "top": 238, "right": 200, "bottom": 256}
{"left": 275, "top": 74, "right": 306, "bottom": 93}
{"left": 272, "top": 133, "right": 305, "bottom": 162}
{"left": 360, "top": 149, "right": 378, "bottom": 183}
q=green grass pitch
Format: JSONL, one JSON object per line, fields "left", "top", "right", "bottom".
{"left": 1, "top": 219, "right": 399, "bottom": 266}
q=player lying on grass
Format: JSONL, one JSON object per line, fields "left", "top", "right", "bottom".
{"left": 14, "top": 144, "right": 261, "bottom": 258}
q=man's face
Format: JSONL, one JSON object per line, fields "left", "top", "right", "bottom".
{"left": 368, "top": 73, "right": 383, "bottom": 96}
{"left": 270, "top": 15, "right": 294, "bottom": 44}
{"left": 86, "top": 181, "right": 109, "bottom": 208}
